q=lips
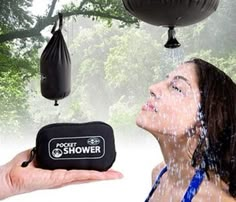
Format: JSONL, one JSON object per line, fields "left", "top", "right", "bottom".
{"left": 142, "top": 102, "right": 158, "bottom": 112}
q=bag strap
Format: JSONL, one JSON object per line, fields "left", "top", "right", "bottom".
{"left": 21, "top": 147, "right": 36, "bottom": 167}
{"left": 51, "top": 13, "right": 63, "bottom": 34}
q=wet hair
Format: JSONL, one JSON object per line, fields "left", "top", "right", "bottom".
{"left": 186, "top": 58, "right": 236, "bottom": 197}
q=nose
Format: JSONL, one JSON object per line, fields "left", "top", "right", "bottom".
{"left": 149, "top": 83, "right": 162, "bottom": 100}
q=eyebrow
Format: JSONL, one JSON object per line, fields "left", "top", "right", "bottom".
{"left": 166, "top": 74, "right": 191, "bottom": 88}
{"left": 174, "top": 75, "right": 191, "bottom": 88}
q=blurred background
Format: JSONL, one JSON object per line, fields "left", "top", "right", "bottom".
{"left": 0, "top": 0, "right": 235, "bottom": 201}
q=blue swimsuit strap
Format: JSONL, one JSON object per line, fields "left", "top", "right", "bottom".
{"left": 181, "top": 168, "right": 205, "bottom": 202}
{"left": 145, "top": 166, "right": 167, "bottom": 202}
{"left": 145, "top": 166, "right": 205, "bottom": 202}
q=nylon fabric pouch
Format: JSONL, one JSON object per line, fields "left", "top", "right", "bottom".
{"left": 40, "top": 13, "right": 71, "bottom": 106}
{"left": 22, "top": 122, "right": 116, "bottom": 171}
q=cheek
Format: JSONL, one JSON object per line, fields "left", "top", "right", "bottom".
{"left": 163, "top": 101, "right": 197, "bottom": 133}
{"left": 137, "top": 101, "right": 197, "bottom": 136}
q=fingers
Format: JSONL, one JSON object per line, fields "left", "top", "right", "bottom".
{"left": 8, "top": 148, "right": 123, "bottom": 192}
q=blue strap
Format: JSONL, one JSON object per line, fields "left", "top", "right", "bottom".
{"left": 144, "top": 167, "right": 205, "bottom": 202}
{"left": 144, "top": 166, "right": 167, "bottom": 202}
{"left": 181, "top": 169, "right": 205, "bottom": 202}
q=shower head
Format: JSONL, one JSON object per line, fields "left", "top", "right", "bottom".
{"left": 164, "top": 27, "right": 181, "bottom": 49}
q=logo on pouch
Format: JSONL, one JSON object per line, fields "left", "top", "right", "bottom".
{"left": 52, "top": 148, "right": 63, "bottom": 158}
{"left": 87, "top": 137, "right": 100, "bottom": 146}
{"left": 48, "top": 136, "right": 105, "bottom": 160}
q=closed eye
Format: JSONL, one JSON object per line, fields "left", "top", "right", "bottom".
{"left": 171, "top": 85, "right": 183, "bottom": 93}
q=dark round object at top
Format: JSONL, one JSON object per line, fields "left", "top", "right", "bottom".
{"left": 122, "top": 0, "right": 219, "bottom": 27}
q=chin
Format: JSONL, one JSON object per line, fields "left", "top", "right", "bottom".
{"left": 135, "top": 112, "right": 147, "bottom": 129}
{"left": 136, "top": 114, "right": 162, "bottom": 138}
{"left": 135, "top": 115, "right": 152, "bottom": 134}
{"left": 135, "top": 114, "right": 143, "bottom": 127}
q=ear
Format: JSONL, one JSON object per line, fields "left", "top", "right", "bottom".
{"left": 194, "top": 121, "right": 202, "bottom": 137}
{"left": 186, "top": 122, "right": 200, "bottom": 137}
{"left": 187, "top": 134, "right": 199, "bottom": 159}
{"left": 186, "top": 122, "right": 201, "bottom": 158}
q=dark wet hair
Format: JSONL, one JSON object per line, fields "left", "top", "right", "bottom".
{"left": 187, "top": 58, "right": 236, "bottom": 198}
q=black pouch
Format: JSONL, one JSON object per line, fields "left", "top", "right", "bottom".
{"left": 40, "top": 13, "right": 71, "bottom": 106}
{"left": 22, "top": 122, "right": 116, "bottom": 171}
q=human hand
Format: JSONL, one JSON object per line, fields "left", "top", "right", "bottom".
{"left": 0, "top": 149, "right": 123, "bottom": 200}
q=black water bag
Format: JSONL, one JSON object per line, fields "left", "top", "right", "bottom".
{"left": 122, "top": 0, "right": 220, "bottom": 27}
{"left": 40, "top": 13, "right": 71, "bottom": 106}
{"left": 22, "top": 122, "right": 116, "bottom": 171}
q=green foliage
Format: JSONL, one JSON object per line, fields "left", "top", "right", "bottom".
{"left": 62, "top": 0, "right": 138, "bottom": 27}
{"left": 176, "top": 0, "right": 236, "bottom": 55}
{"left": 188, "top": 50, "right": 236, "bottom": 82}
{"left": 65, "top": 14, "right": 236, "bottom": 136}
{"left": 0, "top": 0, "right": 34, "bottom": 32}
{"left": 69, "top": 24, "right": 117, "bottom": 120}
{"left": 0, "top": 0, "right": 236, "bottom": 138}
{"left": 0, "top": 41, "right": 39, "bottom": 135}
{"left": 0, "top": 0, "right": 138, "bottom": 136}
{"left": 104, "top": 28, "right": 162, "bottom": 100}
{"left": 108, "top": 96, "right": 140, "bottom": 131}
{"left": 61, "top": 23, "right": 179, "bottom": 131}
{"left": 0, "top": 70, "right": 29, "bottom": 135}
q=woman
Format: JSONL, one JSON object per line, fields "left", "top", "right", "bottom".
{"left": 136, "top": 58, "right": 236, "bottom": 201}
{"left": 0, "top": 149, "right": 122, "bottom": 200}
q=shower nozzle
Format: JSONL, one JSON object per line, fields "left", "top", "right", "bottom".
{"left": 164, "top": 27, "right": 181, "bottom": 49}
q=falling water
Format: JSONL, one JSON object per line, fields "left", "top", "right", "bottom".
{"left": 163, "top": 46, "right": 185, "bottom": 68}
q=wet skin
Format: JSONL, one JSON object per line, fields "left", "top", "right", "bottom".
{"left": 136, "top": 63, "right": 235, "bottom": 202}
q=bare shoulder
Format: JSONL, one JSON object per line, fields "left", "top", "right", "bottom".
{"left": 151, "top": 161, "right": 166, "bottom": 184}
{"left": 220, "top": 192, "right": 236, "bottom": 202}
{"left": 197, "top": 178, "right": 236, "bottom": 202}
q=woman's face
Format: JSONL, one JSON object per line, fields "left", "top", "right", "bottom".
{"left": 136, "top": 62, "right": 201, "bottom": 138}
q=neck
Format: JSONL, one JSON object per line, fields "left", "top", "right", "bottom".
{"left": 155, "top": 134, "right": 225, "bottom": 195}
{"left": 157, "top": 134, "right": 196, "bottom": 186}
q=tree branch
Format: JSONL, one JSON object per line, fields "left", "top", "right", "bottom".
{"left": 0, "top": 16, "right": 57, "bottom": 43}
{"left": 47, "top": 0, "right": 58, "bottom": 17}
{"left": 78, "top": 0, "right": 89, "bottom": 10}
{"left": 0, "top": 9, "right": 137, "bottom": 43}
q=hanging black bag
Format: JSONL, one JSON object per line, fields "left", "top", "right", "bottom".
{"left": 40, "top": 13, "right": 71, "bottom": 106}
